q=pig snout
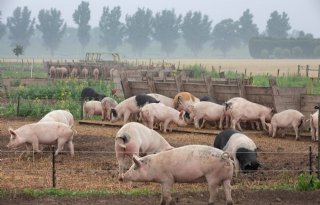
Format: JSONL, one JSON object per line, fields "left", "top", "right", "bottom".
{"left": 118, "top": 174, "right": 124, "bottom": 181}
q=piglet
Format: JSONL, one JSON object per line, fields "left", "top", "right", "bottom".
{"left": 83, "top": 100, "right": 102, "bottom": 120}
{"left": 123, "top": 145, "right": 234, "bottom": 205}
{"left": 310, "top": 110, "right": 319, "bottom": 141}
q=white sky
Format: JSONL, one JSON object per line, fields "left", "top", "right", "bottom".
{"left": 1, "top": 0, "right": 320, "bottom": 37}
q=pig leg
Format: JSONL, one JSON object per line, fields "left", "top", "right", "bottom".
{"left": 272, "top": 125, "right": 277, "bottom": 138}
{"left": 116, "top": 152, "right": 126, "bottom": 180}
{"left": 293, "top": 125, "right": 300, "bottom": 140}
{"left": 163, "top": 120, "right": 171, "bottom": 133}
{"left": 194, "top": 118, "right": 200, "bottom": 129}
{"left": 206, "top": 177, "right": 219, "bottom": 205}
{"left": 222, "top": 179, "right": 233, "bottom": 205}
{"left": 259, "top": 117, "right": 267, "bottom": 131}
{"left": 218, "top": 116, "right": 224, "bottom": 130}
{"left": 310, "top": 124, "right": 315, "bottom": 141}
{"left": 32, "top": 139, "right": 41, "bottom": 153}
{"left": 55, "top": 138, "right": 67, "bottom": 156}
{"left": 160, "top": 181, "right": 174, "bottom": 205}
{"left": 67, "top": 141, "right": 74, "bottom": 156}
{"left": 199, "top": 119, "right": 206, "bottom": 129}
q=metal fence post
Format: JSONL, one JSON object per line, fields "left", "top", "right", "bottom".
{"left": 309, "top": 146, "right": 312, "bottom": 175}
{"left": 52, "top": 146, "right": 56, "bottom": 188}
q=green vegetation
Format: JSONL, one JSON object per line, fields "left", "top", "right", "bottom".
{"left": 295, "top": 174, "right": 320, "bottom": 191}
{"left": 0, "top": 78, "right": 119, "bottom": 119}
{"left": 0, "top": 61, "right": 47, "bottom": 78}
{"left": 0, "top": 188, "right": 158, "bottom": 197}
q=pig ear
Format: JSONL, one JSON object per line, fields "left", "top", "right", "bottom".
{"left": 132, "top": 155, "right": 141, "bottom": 167}
{"left": 8, "top": 127, "right": 16, "bottom": 136}
{"left": 179, "top": 111, "right": 185, "bottom": 120}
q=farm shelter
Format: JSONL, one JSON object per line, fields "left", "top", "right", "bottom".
{"left": 0, "top": 116, "right": 319, "bottom": 205}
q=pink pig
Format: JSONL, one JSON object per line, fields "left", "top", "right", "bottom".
{"left": 184, "top": 101, "right": 226, "bottom": 129}
{"left": 7, "top": 122, "right": 75, "bottom": 157}
{"left": 225, "top": 97, "right": 274, "bottom": 131}
{"left": 140, "top": 103, "right": 187, "bottom": 132}
{"left": 266, "top": 109, "right": 304, "bottom": 140}
{"left": 123, "top": 145, "right": 234, "bottom": 205}
{"left": 115, "top": 122, "right": 173, "bottom": 180}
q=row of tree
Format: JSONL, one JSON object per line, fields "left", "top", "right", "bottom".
{"left": 0, "top": 2, "right": 315, "bottom": 57}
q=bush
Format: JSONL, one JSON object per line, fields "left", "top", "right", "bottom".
{"left": 292, "top": 46, "right": 303, "bottom": 58}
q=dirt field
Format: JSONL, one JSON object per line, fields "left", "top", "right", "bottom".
{"left": 0, "top": 116, "right": 319, "bottom": 205}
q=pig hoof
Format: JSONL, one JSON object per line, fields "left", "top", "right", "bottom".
{"left": 226, "top": 201, "right": 233, "bottom": 205}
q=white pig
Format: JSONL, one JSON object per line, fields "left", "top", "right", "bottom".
{"left": 101, "top": 97, "right": 118, "bottom": 121}
{"left": 83, "top": 100, "right": 102, "bottom": 120}
{"left": 225, "top": 97, "right": 274, "bottom": 131}
{"left": 184, "top": 101, "right": 226, "bottom": 129}
{"left": 266, "top": 109, "right": 304, "bottom": 140}
{"left": 39, "top": 109, "right": 74, "bottom": 127}
{"left": 139, "top": 103, "right": 187, "bottom": 132}
{"left": 115, "top": 122, "right": 173, "bottom": 179}
{"left": 123, "top": 145, "right": 234, "bottom": 205}
{"left": 7, "top": 122, "right": 75, "bottom": 156}
{"left": 310, "top": 110, "right": 318, "bottom": 141}
{"left": 147, "top": 93, "right": 174, "bottom": 108}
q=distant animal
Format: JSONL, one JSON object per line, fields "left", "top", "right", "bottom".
{"left": 49, "top": 66, "right": 57, "bottom": 78}
{"left": 200, "top": 95, "right": 216, "bottom": 103}
{"left": 82, "top": 67, "right": 89, "bottom": 78}
{"left": 93, "top": 68, "right": 99, "bottom": 80}
{"left": 80, "top": 87, "right": 106, "bottom": 101}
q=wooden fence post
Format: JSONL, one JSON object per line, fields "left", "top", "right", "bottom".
{"left": 297, "top": 65, "right": 300, "bottom": 76}
{"left": 146, "top": 75, "right": 156, "bottom": 93}
{"left": 120, "top": 72, "right": 132, "bottom": 98}
{"left": 16, "top": 95, "right": 20, "bottom": 116}
{"left": 269, "top": 78, "right": 278, "bottom": 112}
{"left": 318, "top": 65, "right": 320, "bottom": 79}
{"left": 306, "top": 65, "right": 309, "bottom": 77}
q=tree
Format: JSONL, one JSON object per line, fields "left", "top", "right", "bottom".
{"left": 125, "top": 8, "right": 153, "bottom": 56}
{"left": 99, "top": 6, "right": 124, "bottom": 52}
{"left": 0, "top": 11, "right": 6, "bottom": 40}
{"left": 12, "top": 44, "right": 23, "bottom": 58}
{"left": 37, "top": 8, "right": 66, "bottom": 56}
{"left": 153, "top": 9, "right": 182, "bottom": 57}
{"left": 238, "top": 9, "right": 259, "bottom": 45}
{"left": 73, "top": 1, "right": 91, "bottom": 50}
{"left": 6, "top": 6, "right": 35, "bottom": 48}
{"left": 212, "top": 19, "right": 240, "bottom": 57}
{"left": 266, "top": 11, "right": 291, "bottom": 38}
{"left": 181, "top": 11, "right": 212, "bottom": 56}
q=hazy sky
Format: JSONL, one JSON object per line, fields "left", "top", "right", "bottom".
{"left": 1, "top": 0, "right": 320, "bottom": 37}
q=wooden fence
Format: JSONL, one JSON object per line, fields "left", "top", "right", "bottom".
{"left": 114, "top": 71, "right": 320, "bottom": 118}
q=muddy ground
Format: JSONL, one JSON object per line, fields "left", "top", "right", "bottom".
{"left": 0, "top": 116, "right": 319, "bottom": 205}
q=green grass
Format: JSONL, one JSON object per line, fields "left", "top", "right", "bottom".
{"left": 0, "top": 188, "right": 159, "bottom": 197}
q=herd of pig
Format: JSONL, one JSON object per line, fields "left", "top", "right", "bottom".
{"left": 5, "top": 87, "right": 319, "bottom": 205}
{"left": 49, "top": 65, "right": 100, "bottom": 80}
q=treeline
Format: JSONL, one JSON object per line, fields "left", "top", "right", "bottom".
{"left": 0, "top": 2, "right": 318, "bottom": 58}
{"left": 249, "top": 38, "right": 320, "bottom": 59}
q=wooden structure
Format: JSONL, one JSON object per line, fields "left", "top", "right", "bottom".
{"left": 114, "top": 71, "right": 318, "bottom": 118}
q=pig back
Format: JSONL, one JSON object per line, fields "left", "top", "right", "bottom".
{"left": 39, "top": 110, "right": 74, "bottom": 127}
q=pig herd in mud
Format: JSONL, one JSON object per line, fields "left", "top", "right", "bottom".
{"left": 6, "top": 87, "right": 319, "bottom": 205}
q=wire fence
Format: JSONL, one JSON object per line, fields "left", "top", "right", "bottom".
{"left": 0, "top": 146, "right": 319, "bottom": 190}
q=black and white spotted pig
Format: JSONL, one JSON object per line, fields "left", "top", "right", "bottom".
{"left": 213, "top": 129, "right": 260, "bottom": 174}
{"left": 110, "top": 94, "right": 159, "bottom": 123}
